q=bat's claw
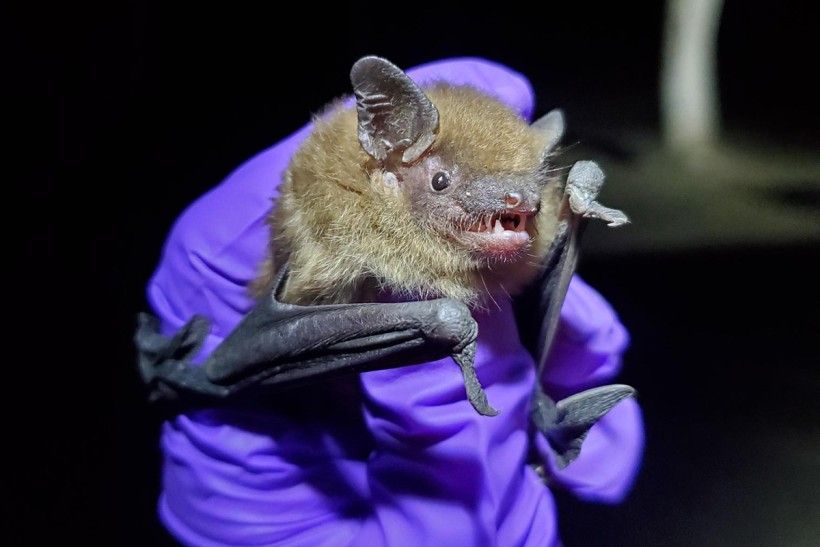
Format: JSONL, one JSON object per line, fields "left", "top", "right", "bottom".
{"left": 453, "top": 341, "right": 498, "bottom": 417}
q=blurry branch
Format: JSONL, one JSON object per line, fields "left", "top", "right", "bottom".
{"left": 661, "top": 0, "right": 725, "bottom": 150}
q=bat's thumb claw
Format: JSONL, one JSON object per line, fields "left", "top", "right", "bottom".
{"left": 453, "top": 343, "right": 498, "bottom": 417}
{"left": 471, "top": 393, "right": 499, "bottom": 417}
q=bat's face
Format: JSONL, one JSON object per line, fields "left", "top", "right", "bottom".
{"left": 349, "top": 56, "right": 566, "bottom": 289}
{"left": 395, "top": 146, "right": 546, "bottom": 261}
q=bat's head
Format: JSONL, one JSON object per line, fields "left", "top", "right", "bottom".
{"left": 352, "top": 56, "right": 565, "bottom": 263}
{"left": 271, "top": 56, "right": 566, "bottom": 305}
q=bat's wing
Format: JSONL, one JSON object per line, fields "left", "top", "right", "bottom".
{"left": 529, "top": 212, "right": 580, "bottom": 376}
{"left": 136, "top": 264, "right": 497, "bottom": 416}
{"left": 516, "top": 160, "right": 635, "bottom": 468}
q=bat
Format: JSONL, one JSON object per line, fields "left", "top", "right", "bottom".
{"left": 136, "top": 57, "right": 633, "bottom": 463}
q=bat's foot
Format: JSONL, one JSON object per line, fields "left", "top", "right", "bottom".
{"left": 566, "top": 161, "right": 629, "bottom": 227}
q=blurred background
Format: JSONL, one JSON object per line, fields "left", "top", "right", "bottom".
{"left": 15, "top": 1, "right": 817, "bottom": 545}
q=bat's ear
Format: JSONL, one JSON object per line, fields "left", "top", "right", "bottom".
{"left": 531, "top": 109, "right": 565, "bottom": 158}
{"left": 351, "top": 56, "right": 439, "bottom": 163}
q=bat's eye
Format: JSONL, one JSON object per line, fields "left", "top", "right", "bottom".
{"left": 431, "top": 171, "right": 451, "bottom": 191}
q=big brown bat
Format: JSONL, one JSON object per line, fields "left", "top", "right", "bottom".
{"left": 136, "top": 56, "right": 631, "bottom": 424}
{"left": 255, "top": 56, "right": 626, "bottom": 309}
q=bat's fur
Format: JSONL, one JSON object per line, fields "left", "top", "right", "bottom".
{"left": 254, "top": 85, "right": 561, "bottom": 307}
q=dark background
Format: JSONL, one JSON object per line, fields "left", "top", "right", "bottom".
{"left": 14, "top": 2, "right": 818, "bottom": 545}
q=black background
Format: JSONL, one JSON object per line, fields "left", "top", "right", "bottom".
{"left": 13, "top": 2, "right": 818, "bottom": 545}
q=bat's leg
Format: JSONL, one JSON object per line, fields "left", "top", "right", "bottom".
{"left": 532, "top": 384, "right": 636, "bottom": 468}
{"left": 566, "top": 161, "right": 629, "bottom": 227}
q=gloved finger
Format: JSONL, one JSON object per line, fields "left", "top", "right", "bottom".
{"left": 406, "top": 57, "right": 535, "bottom": 120}
{"left": 542, "top": 276, "right": 631, "bottom": 399}
{"left": 535, "top": 397, "right": 644, "bottom": 503}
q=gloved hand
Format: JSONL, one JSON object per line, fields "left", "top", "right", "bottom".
{"left": 148, "top": 58, "right": 644, "bottom": 546}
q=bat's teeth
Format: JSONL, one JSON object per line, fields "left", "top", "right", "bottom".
{"left": 466, "top": 212, "right": 532, "bottom": 235}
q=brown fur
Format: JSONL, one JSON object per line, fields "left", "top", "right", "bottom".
{"left": 253, "top": 85, "right": 561, "bottom": 306}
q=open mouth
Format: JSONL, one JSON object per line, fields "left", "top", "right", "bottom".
{"left": 459, "top": 211, "right": 534, "bottom": 255}
{"left": 465, "top": 211, "right": 529, "bottom": 234}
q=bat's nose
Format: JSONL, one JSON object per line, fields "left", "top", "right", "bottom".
{"left": 503, "top": 189, "right": 540, "bottom": 214}
{"left": 504, "top": 192, "right": 522, "bottom": 208}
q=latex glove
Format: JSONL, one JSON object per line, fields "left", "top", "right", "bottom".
{"left": 148, "top": 58, "right": 644, "bottom": 546}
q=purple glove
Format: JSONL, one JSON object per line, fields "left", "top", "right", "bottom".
{"left": 149, "top": 58, "right": 644, "bottom": 546}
